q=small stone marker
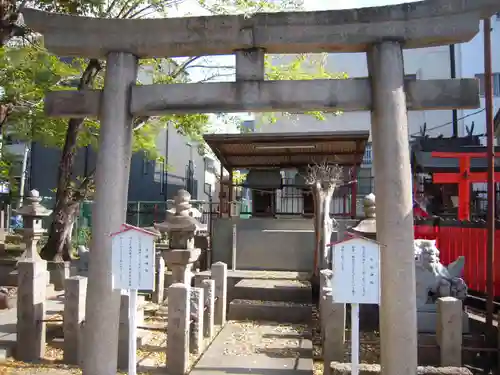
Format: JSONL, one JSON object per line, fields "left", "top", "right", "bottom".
{"left": 211, "top": 261, "right": 227, "bottom": 326}
{"left": 330, "top": 236, "right": 381, "bottom": 375}
{"left": 437, "top": 296, "right": 463, "bottom": 367}
{"left": 190, "top": 287, "right": 204, "bottom": 354}
{"left": 16, "top": 259, "right": 47, "bottom": 361}
{"left": 153, "top": 254, "right": 165, "bottom": 303}
{"left": 320, "top": 269, "right": 346, "bottom": 367}
{"left": 64, "top": 276, "right": 87, "bottom": 365}
{"left": 167, "top": 283, "right": 190, "bottom": 375}
{"left": 201, "top": 279, "right": 215, "bottom": 338}
{"left": 110, "top": 223, "right": 156, "bottom": 375}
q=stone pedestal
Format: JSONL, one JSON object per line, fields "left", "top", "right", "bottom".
{"left": 48, "top": 261, "right": 71, "bottom": 291}
{"left": 16, "top": 259, "right": 47, "bottom": 361}
{"left": 64, "top": 276, "right": 87, "bottom": 365}
{"left": 163, "top": 248, "right": 201, "bottom": 285}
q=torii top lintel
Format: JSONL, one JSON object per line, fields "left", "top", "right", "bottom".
{"left": 22, "top": 0, "right": 499, "bottom": 59}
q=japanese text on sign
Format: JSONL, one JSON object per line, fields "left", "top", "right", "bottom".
{"left": 111, "top": 226, "right": 155, "bottom": 291}
{"left": 331, "top": 237, "right": 380, "bottom": 304}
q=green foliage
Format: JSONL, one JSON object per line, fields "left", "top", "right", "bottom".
{"left": 1, "top": 0, "right": 345, "bottom": 175}
{"left": 263, "top": 54, "right": 348, "bottom": 124}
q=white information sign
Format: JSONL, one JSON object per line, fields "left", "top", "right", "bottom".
{"left": 111, "top": 224, "right": 156, "bottom": 291}
{"left": 110, "top": 223, "right": 157, "bottom": 375}
{"left": 331, "top": 236, "right": 381, "bottom": 305}
{"left": 330, "top": 236, "right": 381, "bottom": 375}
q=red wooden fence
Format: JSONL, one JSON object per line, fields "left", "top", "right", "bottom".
{"left": 414, "top": 219, "right": 500, "bottom": 297}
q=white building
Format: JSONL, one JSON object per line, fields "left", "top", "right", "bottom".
{"left": 246, "top": 45, "right": 456, "bottom": 206}
{"left": 455, "top": 14, "right": 500, "bottom": 139}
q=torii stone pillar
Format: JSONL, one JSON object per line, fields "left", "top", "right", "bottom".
{"left": 368, "top": 42, "right": 417, "bottom": 374}
{"left": 83, "top": 53, "right": 138, "bottom": 375}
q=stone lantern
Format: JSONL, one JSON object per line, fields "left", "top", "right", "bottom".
{"left": 154, "top": 189, "right": 203, "bottom": 285}
{"left": 349, "top": 193, "right": 377, "bottom": 240}
{"left": 13, "top": 189, "right": 52, "bottom": 260}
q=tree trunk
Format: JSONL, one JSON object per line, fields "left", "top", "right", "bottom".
{"left": 40, "top": 200, "right": 78, "bottom": 261}
{"left": 39, "top": 59, "right": 101, "bottom": 261}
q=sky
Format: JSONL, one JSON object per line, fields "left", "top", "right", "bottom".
{"left": 169, "top": 0, "right": 422, "bottom": 131}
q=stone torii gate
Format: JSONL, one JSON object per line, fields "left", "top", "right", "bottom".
{"left": 22, "top": 1, "right": 499, "bottom": 374}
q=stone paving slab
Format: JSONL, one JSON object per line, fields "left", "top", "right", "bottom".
{"left": 189, "top": 321, "right": 313, "bottom": 375}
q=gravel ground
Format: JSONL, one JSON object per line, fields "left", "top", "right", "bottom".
{"left": 312, "top": 306, "right": 380, "bottom": 375}
{"left": 0, "top": 301, "right": 211, "bottom": 375}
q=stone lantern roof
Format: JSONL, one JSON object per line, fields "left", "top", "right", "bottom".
{"left": 349, "top": 193, "right": 376, "bottom": 238}
{"left": 14, "top": 190, "right": 52, "bottom": 218}
{"left": 154, "top": 190, "right": 204, "bottom": 233}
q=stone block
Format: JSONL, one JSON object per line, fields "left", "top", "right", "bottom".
{"left": 16, "top": 260, "right": 47, "bottom": 361}
{"left": 322, "top": 298, "right": 346, "bottom": 372}
{"left": 117, "top": 293, "right": 146, "bottom": 370}
{"left": 167, "top": 283, "right": 190, "bottom": 375}
{"left": 437, "top": 297, "right": 463, "bottom": 367}
{"left": 201, "top": 279, "right": 215, "bottom": 339}
{"left": 211, "top": 262, "right": 227, "bottom": 326}
{"left": 189, "top": 287, "right": 204, "bottom": 354}
{"left": 328, "top": 363, "right": 472, "bottom": 375}
{"left": 153, "top": 255, "right": 165, "bottom": 304}
{"left": 63, "top": 276, "right": 87, "bottom": 365}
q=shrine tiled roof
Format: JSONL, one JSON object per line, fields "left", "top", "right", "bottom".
{"left": 203, "top": 131, "right": 369, "bottom": 170}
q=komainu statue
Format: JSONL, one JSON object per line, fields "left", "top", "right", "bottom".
{"left": 414, "top": 239, "right": 467, "bottom": 309}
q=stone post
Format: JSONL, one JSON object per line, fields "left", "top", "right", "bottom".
{"left": 201, "top": 279, "right": 215, "bottom": 338}
{"left": 155, "top": 190, "right": 202, "bottom": 286}
{"left": 153, "top": 254, "right": 165, "bottom": 304}
{"left": 190, "top": 287, "right": 204, "bottom": 354}
{"left": 319, "top": 269, "right": 332, "bottom": 336}
{"left": 83, "top": 52, "right": 138, "bottom": 375}
{"left": 212, "top": 261, "right": 227, "bottom": 326}
{"left": 64, "top": 276, "right": 87, "bottom": 365}
{"left": 321, "top": 271, "right": 346, "bottom": 374}
{"left": 437, "top": 297, "right": 462, "bottom": 367}
{"left": 118, "top": 292, "right": 145, "bottom": 370}
{"left": 167, "top": 283, "right": 190, "bottom": 375}
{"left": 367, "top": 41, "right": 418, "bottom": 375}
{"left": 16, "top": 259, "right": 47, "bottom": 361}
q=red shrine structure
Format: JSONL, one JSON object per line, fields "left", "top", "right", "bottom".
{"left": 432, "top": 151, "right": 500, "bottom": 220}
{"left": 411, "top": 135, "right": 500, "bottom": 220}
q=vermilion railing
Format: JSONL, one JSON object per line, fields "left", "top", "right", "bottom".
{"left": 414, "top": 219, "right": 500, "bottom": 296}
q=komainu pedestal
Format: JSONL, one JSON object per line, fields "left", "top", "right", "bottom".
{"left": 414, "top": 239, "right": 469, "bottom": 333}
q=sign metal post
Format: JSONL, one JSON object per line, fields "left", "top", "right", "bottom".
{"left": 330, "top": 236, "right": 381, "bottom": 375}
